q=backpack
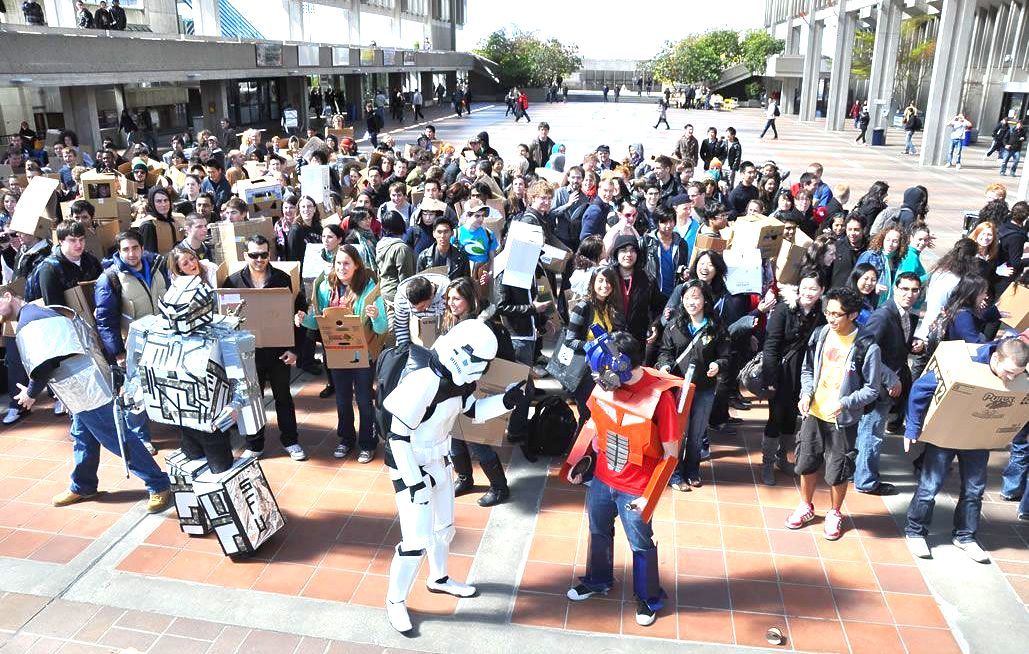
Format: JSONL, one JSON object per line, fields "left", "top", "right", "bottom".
{"left": 773, "top": 104, "right": 781, "bottom": 117}
{"left": 374, "top": 342, "right": 436, "bottom": 439}
{"left": 523, "top": 396, "right": 577, "bottom": 462}
{"left": 519, "top": 96, "right": 529, "bottom": 110}
{"left": 23, "top": 255, "right": 56, "bottom": 303}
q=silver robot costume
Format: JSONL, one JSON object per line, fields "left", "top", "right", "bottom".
{"left": 381, "top": 319, "right": 521, "bottom": 634}
{"left": 124, "top": 276, "right": 283, "bottom": 556}
{"left": 16, "top": 305, "right": 114, "bottom": 414}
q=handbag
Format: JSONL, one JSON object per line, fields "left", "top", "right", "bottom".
{"left": 545, "top": 327, "right": 590, "bottom": 392}
{"left": 738, "top": 352, "right": 770, "bottom": 400}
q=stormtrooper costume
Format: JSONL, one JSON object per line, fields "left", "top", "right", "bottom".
{"left": 381, "top": 319, "right": 523, "bottom": 634}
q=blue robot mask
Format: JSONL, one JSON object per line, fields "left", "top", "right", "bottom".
{"left": 584, "top": 325, "right": 633, "bottom": 391}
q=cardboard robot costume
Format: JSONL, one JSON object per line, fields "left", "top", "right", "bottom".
{"left": 124, "top": 275, "right": 284, "bottom": 556}
{"left": 381, "top": 319, "right": 524, "bottom": 634}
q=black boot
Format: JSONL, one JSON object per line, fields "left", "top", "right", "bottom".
{"left": 477, "top": 458, "right": 509, "bottom": 507}
{"left": 452, "top": 447, "right": 475, "bottom": 497}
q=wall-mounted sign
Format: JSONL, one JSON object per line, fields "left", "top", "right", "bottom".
{"left": 298, "top": 45, "right": 319, "bottom": 67}
{"left": 403, "top": 51, "right": 416, "bottom": 66}
{"left": 360, "top": 48, "right": 376, "bottom": 66}
{"left": 331, "top": 46, "right": 350, "bottom": 67}
{"left": 382, "top": 48, "right": 396, "bottom": 66}
{"left": 256, "top": 43, "right": 283, "bottom": 68}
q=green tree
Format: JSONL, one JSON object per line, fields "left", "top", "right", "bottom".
{"left": 739, "top": 30, "right": 785, "bottom": 75}
{"left": 474, "top": 29, "right": 582, "bottom": 88}
{"left": 652, "top": 28, "right": 783, "bottom": 85}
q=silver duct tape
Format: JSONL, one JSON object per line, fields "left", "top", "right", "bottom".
{"left": 50, "top": 364, "right": 114, "bottom": 414}
{"left": 138, "top": 331, "right": 232, "bottom": 430}
{"left": 16, "top": 315, "right": 85, "bottom": 377}
{"left": 220, "top": 330, "right": 266, "bottom": 436}
{"left": 165, "top": 449, "right": 212, "bottom": 536}
{"left": 18, "top": 313, "right": 114, "bottom": 412}
{"left": 193, "top": 456, "right": 285, "bottom": 556}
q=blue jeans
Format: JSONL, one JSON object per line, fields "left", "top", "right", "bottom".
{"left": 854, "top": 402, "right": 888, "bottom": 491}
{"left": 330, "top": 367, "right": 376, "bottom": 451}
{"left": 671, "top": 386, "right": 715, "bottom": 484}
{"left": 1000, "top": 425, "right": 1029, "bottom": 516}
{"left": 905, "top": 444, "right": 988, "bottom": 543}
{"left": 760, "top": 119, "right": 778, "bottom": 138}
{"left": 126, "top": 408, "right": 151, "bottom": 445}
{"left": 581, "top": 477, "right": 665, "bottom": 610}
{"left": 947, "top": 138, "right": 964, "bottom": 165}
{"left": 1001, "top": 149, "right": 1021, "bottom": 175}
{"left": 70, "top": 401, "right": 170, "bottom": 495}
{"left": 5, "top": 336, "right": 28, "bottom": 411}
{"left": 903, "top": 130, "right": 916, "bottom": 154}
{"left": 507, "top": 340, "right": 535, "bottom": 438}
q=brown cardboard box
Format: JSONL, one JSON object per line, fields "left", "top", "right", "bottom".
{"left": 208, "top": 218, "right": 277, "bottom": 264}
{"left": 410, "top": 315, "right": 439, "bottom": 347}
{"left": 11, "top": 176, "right": 59, "bottom": 239}
{"left": 997, "top": 283, "right": 1029, "bottom": 331}
{"left": 316, "top": 309, "right": 373, "bottom": 369}
{"left": 775, "top": 239, "right": 807, "bottom": 285}
{"left": 216, "top": 261, "right": 302, "bottom": 298}
{"left": 536, "top": 274, "right": 564, "bottom": 325}
{"left": 452, "top": 357, "right": 531, "bottom": 447}
{"left": 80, "top": 171, "right": 134, "bottom": 201}
{"left": 63, "top": 281, "right": 97, "bottom": 328}
{"left": 215, "top": 288, "right": 296, "bottom": 348}
{"left": 919, "top": 341, "right": 1029, "bottom": 450}
{"left": 729, "top": 214, "right": 784, "bottom": 260}
{"left": 690, "top": 234, "right": 729, "bottom": 265}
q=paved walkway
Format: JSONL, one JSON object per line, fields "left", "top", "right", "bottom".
{"left": 1, "top": 103, "right": 1027, "bottom": 654}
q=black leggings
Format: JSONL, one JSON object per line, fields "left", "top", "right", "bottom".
{"left": 180, "top": 427, "right": 234, "bottom": 474}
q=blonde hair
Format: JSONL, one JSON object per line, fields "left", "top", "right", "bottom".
{"left": 968, "top": 221, "right": 999, "bottom": 260}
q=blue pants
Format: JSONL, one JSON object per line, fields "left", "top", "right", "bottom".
{"left": 330, "top": 367, "right": 376, "bottom": 451}
{"left": 5, "top": 336, "right": 28, "bottom": 411}
{"left": 905, "top": 444, "right": 988, "bottom": 543}
{"left": 1000, "top": 425, "right": 1029, "bottom": 516}
{"left": 70, "top": 401, "right": 170, "bottom": 496}
{"left": 903, "top": 130, "right": 916, "bottom": 154}
{"left": 580, "top": 477, "right": 665, "bottom": 610}
{"left": 760, "top": 119, "right": 778, "bottom": 138}
{"left": 1001, "top": 149, "right": 1021, "bottom": 175}
{"left": 126, "top": 407, "right": 151, "bottom": 445}
{"left": 854, "top": 402, "right": 888, "bottom": 491}
{"left": 671, "top": 386, "right": 715, "bottom": 484}
{"left": 947, "top": 138, "right": 964, "bottom": 165}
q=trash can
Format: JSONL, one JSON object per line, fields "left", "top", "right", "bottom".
{"left": 871, "top": 128, "right": 886, "bottom": 146}
{"left": 964, "top": 128, "right": 978, "bottom": 145}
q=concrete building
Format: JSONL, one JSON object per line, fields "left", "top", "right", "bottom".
{"left": 0, "top": 0, "right": 473, "bottom": 153}
{"left": 763, "top": 0, "right": 1029, "bottom": 175}
{"left": 567, "top": 59, "right": 645, "bottom": 91}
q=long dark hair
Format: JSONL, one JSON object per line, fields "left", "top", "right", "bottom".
{"left": 298, "top": 194, "right": 323, "bottom": 229}
{"left": 848, "top": 263, "right": 879, "bottom": 305}
{"left": 146, "top": 186, "right": 173, "bottom": 220}
{"left": 931, "top": 238, "right": 980, "bottom": 277}
{"left": 574, "top": 235, "right": 604, "bottom": 270}
{"left": 941, "top": 274, "right": 989, "bottom": 324}
{"left": 587, "top": 265, "right": 621, "bottom": 316}
{"left": 675, "top": 279, "right": 716, "bottom": 328}
{"left": 689, "top": 250, "right": 728, "bottom": 297}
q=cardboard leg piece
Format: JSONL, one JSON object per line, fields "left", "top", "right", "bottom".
{"left": 165, "top": 449, "right": 213, "bottom": 536}
{"left": 192, "top": 456, "right": 285, "bottom": 556}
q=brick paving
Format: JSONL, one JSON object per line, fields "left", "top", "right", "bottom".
{"left": 0, "top": 102, "right": 1027, "bottom": 653}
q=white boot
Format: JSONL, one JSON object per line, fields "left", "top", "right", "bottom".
{"left": 386, "top": 600, "right": 413, "bottom": 634}
{"left": 386, "top": 545, "right": 422, "bottom": 634}
{"left": 427, "top": 576, "right": 477, "bottom": 597}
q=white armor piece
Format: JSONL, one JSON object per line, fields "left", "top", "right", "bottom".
{"left": 123, "top": 277, "right": 265, "bottom": 435}
{"left": 16, "top": 306, "right": 114, "bottom": 414}
{"left": 166, "top": 449, "right": 213, "bottom": 535}
{"left": 192, "top": 455, "right": 285, "bottom": 556}
{"left": 381, "top": 320, "right": 512, "bottom": 634}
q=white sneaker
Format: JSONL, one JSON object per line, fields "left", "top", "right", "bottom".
{"left": 426, "top": 576, "right": 476, "bottom": 597}
{"left": 386, "top": 600, "right": 413, "bottom": 633}
{"left": 3, "top": 407, "right": 23, "bottom": 425}
{"left": 53, "top": 400, "right": 66, "bottom": 415}
{"left": 956, "top": 163, "right": 962, "bottom": 170}
{"left": 284, "top": 444, "right": 307, "bottom": 461}
{"left": 906, "top": 536, "right": 932, "bottom": 559}
{"left": 242, "top": 449, "right": 263, "bottom": 460}
{"left": 952, "top": 538, "right": 990, "bottom": 563}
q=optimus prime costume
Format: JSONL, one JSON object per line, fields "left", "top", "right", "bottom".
{"left": 380, "top": 319, "right": 524, "bottom": 634}
{"left": 123, "top": 275, "right": 285, "bottom": 556}
{"left": 561, "top": 328, "right": 693, "bottom": 626}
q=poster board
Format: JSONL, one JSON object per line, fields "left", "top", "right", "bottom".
{"left": 208, "top": 218, "right": 276, "bottom": 264}
{"left": 723, "top": 248, "right": 763, "bottom": 294}
{"left": 316, "top": 309, "right": 373, "bottom": 369}
{"left": 63, "top": 280, "right": 97, "bottom": 328}
{"left": 410, "top": 314, "right": 439, "bottom": 347}
{"left": 300, "top": 164, "right": 332, "bottom": 208}
{"left": 216, "top": 260, "right": 301, "bottom": 298}
{"left": 452, "top": 358, "right": 531, "bottom": 447}
{"left": 301, "top": 243, "right": 327, "bottom": 281}
{"left": 775, "top": 239, "right": 807, "bottom": 286}
{"left": 919, "top": 341, "right": 1029, "bottom": 450}
{"left": 997, "top": 283, "right": 1029, "bottom": 332}
{"left": 11, "top": 176, "right": 59, "bottom": 239}
{"left": 215, "top": 288, "right": 295, "bottom": 348}
{"left": 494, "top": 221, "right": 543, "bottom": 290}
{"left": 729, "top": 214, "right": 784, "bottom": 260}
{"left": 690, "top": 233, "right": 728, "bottom": 265}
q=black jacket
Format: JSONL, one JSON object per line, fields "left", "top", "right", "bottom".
{"left": 762, "top": 299, "right": 825, "bottom": 387}
{"left": 1005, "top": 125, "right": 1026, "bottom": 151}
{"left": 22, "top": 1, "right": 45, "bottom": 25}
{"left": 724, "top": 140, "right": 743, "bottom": 171}
{"left": 699, "top": 138, "right": 726, "bottom": 168}
{"left": 528, "top": 136, "right": 555, "bottom": 171}
{"left": 492, "top": 267, "right": 546, "bottom": 339}
{"left": 94, "top": 7, "right": 112, "bottom": 28}
{"left": 222, "top": 266, "right": 307, "bottom": 359}
{"left": 566, "top": 300, "right": 625, "bottom": 353}
{"left": 996, "top": 221, "right": 1027, "bottom": 296}
{"left": 37, "top": 249, "right": 103, "bottom": 306}
{"left": 642, "top": 231, "right": 689, "bottom": 299}
{"left": 656, "top": 316, "right": 730, "bottom": 390}
{"left": 728, "top": 183, "right": 759, "bottom": 218}
{"left": 415, "top": 243, "right": 470, "bottom": 281}
{"left": 863, "top": 301, "right": 913, "bottom": 374}
{"left": 830, "top": 239, "right": 866, "bottom": 289}
{"left": 616, "top": 267, "right": 661, "bottom": 344}
{"left": 110, "top": 5, "right": 126, "bottom": 29}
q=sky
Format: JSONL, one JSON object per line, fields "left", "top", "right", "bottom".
{"left": 458, "top": 0, "right": 768, "bottom": 61}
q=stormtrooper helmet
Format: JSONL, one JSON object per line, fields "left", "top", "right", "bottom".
{"left": 431, "top": 319, "right": 498, "bottom": 385}
{"left": 159, "top": 275, "right": 215, "bottom": 334}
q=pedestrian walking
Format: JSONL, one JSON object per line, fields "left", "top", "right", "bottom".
{"left": 653, "top": 99, "right": 670, "bottom": 130}
{"left": 1000, "top": 118, "right": 1025, "bottom": 176}
{"left": 856, "top": 106, "right": 870, "bottom": 144}
{"left": 945, "top": 113, "right": 972, "bottom": 169}
{"left": 760, "top": 97, "right": 780, "bottom": 139}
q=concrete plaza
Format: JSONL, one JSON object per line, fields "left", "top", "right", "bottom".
{"left": 0, "top": 102, "right": 1026, "bottom": 654}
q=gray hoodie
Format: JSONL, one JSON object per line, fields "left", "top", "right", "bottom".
{"left": 799, "top": 325, "right": 885, "bottom": 427}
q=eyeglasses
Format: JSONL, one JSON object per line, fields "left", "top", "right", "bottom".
{"left": 247, "top": 251, "right": 270, "bottom": 260}
{"left": 622, "top": 211, "right": 637, "bottom": 218}
{"left": 823, "top": 310, "right": 850, "bottom": 319}
{"left": 896, "top": 285, "right": 920, "bottom": 293}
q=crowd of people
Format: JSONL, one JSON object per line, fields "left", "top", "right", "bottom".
{"left": 1, "top": 95, "right": 1028, "bottom": 590}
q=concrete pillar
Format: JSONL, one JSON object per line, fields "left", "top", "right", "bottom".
{"left": 343, "top": 74, "right": 364, "bottom": 125}
{"left": 866, "top": 0, "right": 903, "bottom": 134}
{"left": 826, "top": 6, "right": 855, "bottom": 131}
{"left": 198, "top": 80, "right": 229, "bottom": 131}
{"left": 346, "top": 0, "right": 361, "bottom": 44}
{"left": 192, "top": 0, "right": 221, "bottom": 37}
{"left": 919, "top": 0, "right": 976, "bottom": 166}
{"left": 781, "top": 79, "right": 799, "bottom": 115}
{"left": 59, "top": 87, "right": 101, "bottom": 155}
{"left": 284, "top": 0, "right": 304, "bottom": 41}
{"left": 799, "top": 3, "right": 824, "bottom": 122}
{"left": 41, "top": 0, "right": 76, "bottom": 27}
{"left": 420, "top": 72, "right": 434, "bottom": 104}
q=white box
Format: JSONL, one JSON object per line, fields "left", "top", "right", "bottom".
{"left": 165, "top": 449, "right": 212, "bottom": 536}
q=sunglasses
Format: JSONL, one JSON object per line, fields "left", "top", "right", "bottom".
{"left": 247, "top": 251, "right": 270, "bottom": 260}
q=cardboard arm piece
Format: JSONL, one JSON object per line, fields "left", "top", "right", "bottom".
{"left": 639, "top": 455, "right": 677, "bottom": 523}
{"left": 560, "top": 422, "right": 597, "bottom": 484}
